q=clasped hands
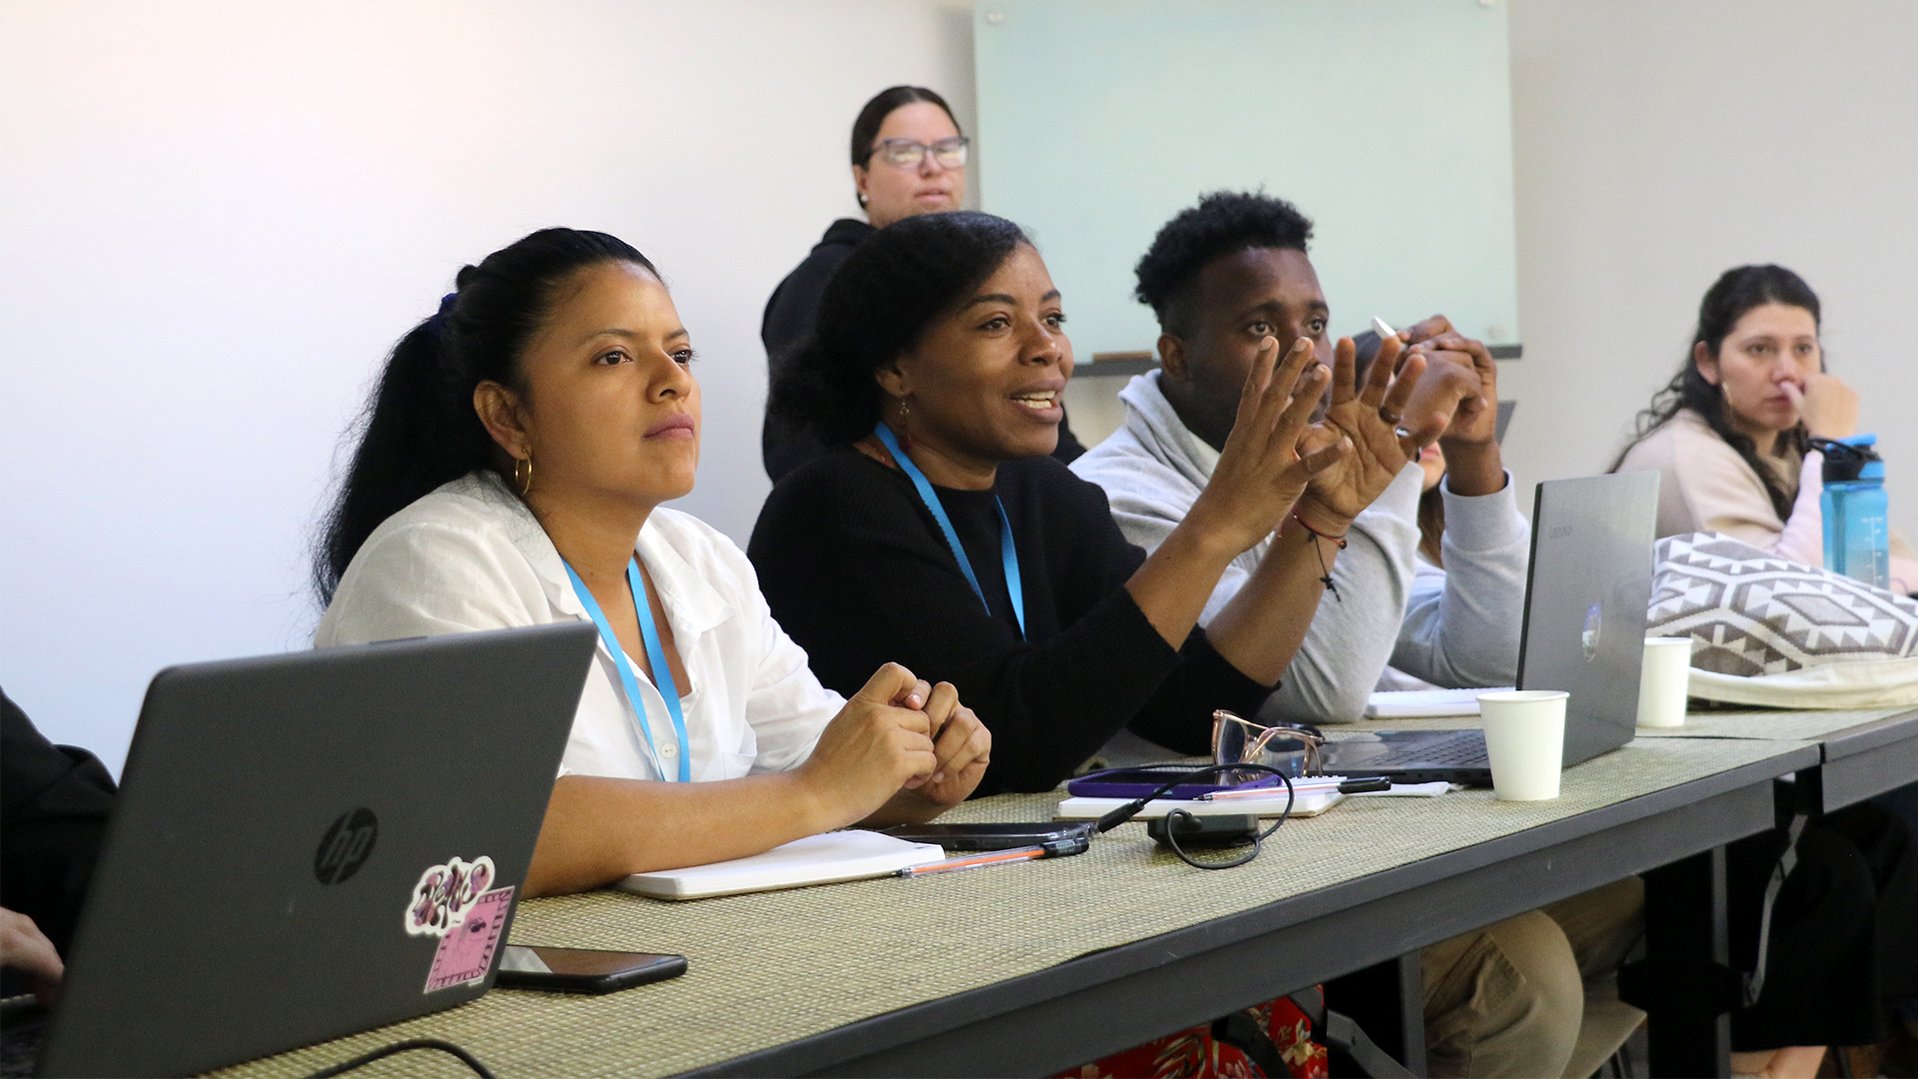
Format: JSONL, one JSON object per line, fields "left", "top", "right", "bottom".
{"left": 798, "top": 662, "right": 991, "bottom": 826}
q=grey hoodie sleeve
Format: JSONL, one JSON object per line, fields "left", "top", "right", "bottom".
{"left": 1255, "top": 466, "right": 1424, "bottom": 725}
{"left": 1388, "top": 473, "right": 1530, "bottom": 687}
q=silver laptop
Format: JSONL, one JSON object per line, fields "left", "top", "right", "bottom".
{"left": 1316, "top": 471, "right": 1659, "bottom": 784}
{"left": 34, "top": 623, "right": 596, "bottom": 1077}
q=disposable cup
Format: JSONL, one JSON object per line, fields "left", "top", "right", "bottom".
{"left": 1637, "top": 636, "right": 1694, "bottom": 728}
{"left": 1477, "top": 690, "right": 1568, "bottom": 801}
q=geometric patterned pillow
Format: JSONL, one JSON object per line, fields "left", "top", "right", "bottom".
{"left": 1648, "top": 532, "right": 1918, "bottom": 676}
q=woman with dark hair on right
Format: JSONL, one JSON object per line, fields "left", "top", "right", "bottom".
{"left": 1614, "top": 266, "right": 1918, "bottom": 1078}
{"left": 760, "top": 85, "right": 1081, "bottom": 481}
{"left": 750, "top": 210, "right": 1425, "bottom": 797}
{"left": 1613, "top": 264, "right": 1849, "bottom": 560}
{"left": 1611, "top": 263, "right": 1916, "bottom": 592}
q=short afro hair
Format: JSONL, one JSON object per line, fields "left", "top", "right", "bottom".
{"left": 1134, "top": 191, "right": 1314, "bottom": 334}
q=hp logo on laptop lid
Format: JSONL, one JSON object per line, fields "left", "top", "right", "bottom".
{"left": 314, "top": 807, "right": 380, "bottom": 884}
{"left": 1582, "top": 602, "right": 1603, "bottom": 662}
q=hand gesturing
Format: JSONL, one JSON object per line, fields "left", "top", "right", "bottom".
{"left": 1296, "top": 334, "right": 1426, "bottom": 535}
{"left": 1188, "top": 335, "right": 1346, "bottom": 556}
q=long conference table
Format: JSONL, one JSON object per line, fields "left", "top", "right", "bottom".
{"left": 217, "top": 705, "right": 1917, "bottom": 1079}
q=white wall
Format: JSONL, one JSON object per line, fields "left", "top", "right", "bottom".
{"left": 0, "top": 0, "right": 974, "bottom": 773}
{"left": 1066, "top": 0, "right": 1918, "bottom": 541}
{"left": 1499, "top": 0, "right": 1918, "bottom": 522}
{"left": 5, "top": 0, "right": 1914, "bottom": 774}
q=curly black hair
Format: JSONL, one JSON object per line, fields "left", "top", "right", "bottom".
{"left": 1134, "top": 191, "right": 1314, "bottom": 336}
{"left": 768, "top": 211, "right": 1032, "bottom": 447}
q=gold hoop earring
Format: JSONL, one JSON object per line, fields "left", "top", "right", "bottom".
{"left": 513, "top": 452, "right": 533, "bottom": 496}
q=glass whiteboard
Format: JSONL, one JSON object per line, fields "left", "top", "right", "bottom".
{"left": 975, "top": 0, "right": 1519, "bottom": 363}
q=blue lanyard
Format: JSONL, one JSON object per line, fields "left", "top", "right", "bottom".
{"left": 562, "top": 556, "right": 692, "bottom": 782}
{"left": 872, "top": 423, "right": 1025, "bottom": 638}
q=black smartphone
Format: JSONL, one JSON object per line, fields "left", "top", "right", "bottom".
{"left": 493, "top": 945, "right": 687, "bottom": 994}
{"left": 880, "top": 821, "right": 1095, "bottom": 851}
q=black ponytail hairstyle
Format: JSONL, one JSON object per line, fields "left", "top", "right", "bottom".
{"left": 767, "top": 210, "right": 1031, "bottom": 448}
{"left": 1610, "top": 264, "right": 1822, "bottom": 521}
{"left": 313, "top": 227, "right": 656, "bottom": 603}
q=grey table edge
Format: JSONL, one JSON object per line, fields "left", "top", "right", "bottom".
{"left": 690, "top": 745, "right": 1818, "bottom": 1078}
{"left": 1803, "top": 706, "right": 1918, "bottom": 812}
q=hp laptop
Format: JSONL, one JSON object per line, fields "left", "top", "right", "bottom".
{"left": 1316, "top": 471, "right": 1659, "bottom": 784}
{"left": 28, "top": 622, "right": 596, "bottom": 1078}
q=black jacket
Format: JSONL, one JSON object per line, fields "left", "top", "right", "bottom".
{"left": 761, "top": 219, "right": 874, "bottom": 483}
{"left": 2, "top": 687, "right": 116, "bottom": 994}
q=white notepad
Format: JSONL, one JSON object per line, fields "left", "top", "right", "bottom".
{"left": 1363, "top": 686, "right": 1515, "bottom": 718}
{"left": 1054, "top": 790, "right": 1343, "bottom": 820}
{"left": 617, "top": 830, "right": 947, "bottom": 900}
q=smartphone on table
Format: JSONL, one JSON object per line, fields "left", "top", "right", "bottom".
{"left": 494, "top": 944, "right": 687, "bottom": 994}
{"left": 1067, "top": 765, "right": 1287, "bottom": 800}
{"left": 880, "top": 821, "right": 1095, "bottom": 851}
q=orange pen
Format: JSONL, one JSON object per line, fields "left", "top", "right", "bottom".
{"left": 895, "top": 836, "right": 1087, "bottom": 878}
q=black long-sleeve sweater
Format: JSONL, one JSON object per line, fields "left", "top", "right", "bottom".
{"left": 747, "top": 449, "right": 1271, "bottom": 795}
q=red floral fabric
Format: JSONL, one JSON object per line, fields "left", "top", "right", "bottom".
{"left": 1054, "top": 996, "right": 1331, "bottom": 1079}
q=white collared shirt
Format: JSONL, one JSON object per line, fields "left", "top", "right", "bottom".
{"left": 315, "top": 471, "right": 839, "bottom": 781}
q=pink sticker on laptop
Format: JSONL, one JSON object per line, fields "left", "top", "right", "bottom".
{"left": 425, "top": 885, "right": 513, "bottom": 992}
{"left": 405, "top": 855, "right": 497, "bottom": 938}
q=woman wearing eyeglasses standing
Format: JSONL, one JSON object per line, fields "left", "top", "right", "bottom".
{"left": 760, "top": 85, "right": 1082, "bottom": 482}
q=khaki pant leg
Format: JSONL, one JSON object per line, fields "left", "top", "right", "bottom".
{"left": 1545, "top": 877, "right": 1648, "bottom": 1077}
{"left": 1542, "top": 876, "right": 1645, "bottom": 982}
{"left": 1422, "top": 911, "right": 1582, "bottom": 1078}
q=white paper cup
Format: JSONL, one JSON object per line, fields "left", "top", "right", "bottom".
{"left": 1637, "top": 636, "right": 1694, "bottom": 728}
{"left": 1478, "top": 690, "right": 1568, "bottom": 801}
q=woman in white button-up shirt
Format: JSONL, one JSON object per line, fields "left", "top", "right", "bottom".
{"left": 313, "top": 228, "right": 990, "bottom": 896}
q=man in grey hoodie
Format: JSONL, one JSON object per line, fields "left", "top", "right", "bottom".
{"left": 1073, "top": 191, "right": 1641, "bottom": 1079}
{"left": 1073, "top": 191, "right": 1528, "bottom": 723}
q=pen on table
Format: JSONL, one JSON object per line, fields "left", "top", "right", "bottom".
{"left": 1200, "top": 777, "right": 1391, "bottom": 801}
{"left": 896, "top": 844, "right": 1050, "bottom": 878}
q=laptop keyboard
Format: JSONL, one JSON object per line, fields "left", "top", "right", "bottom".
{"left": 0, "top": 1004, "right": 49, "bottom": 1078}
{"left": 1368, "top": 730, "right": 1489, "bottom": 768}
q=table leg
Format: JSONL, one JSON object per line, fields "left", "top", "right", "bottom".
{"left": 1621, "top": 847, "right": 1735, "bottom": 1078}
{"left": 1323, "top": 954, "right": 1425, "bottom": 1075}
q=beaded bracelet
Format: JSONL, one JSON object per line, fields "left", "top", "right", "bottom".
{"left": 1290, "top": 513, "right": 1347, "bottom": 601}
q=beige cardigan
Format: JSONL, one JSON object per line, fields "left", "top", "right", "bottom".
{"left": 1615, "top": 408, "right": 1825, "bottom": 563}
{"left": 1617, "top": 408, "right": 1917, "bottom": 592}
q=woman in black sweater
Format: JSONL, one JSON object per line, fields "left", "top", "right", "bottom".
{"left": 750, "top": 211, "right": 1425, "bottom": 795}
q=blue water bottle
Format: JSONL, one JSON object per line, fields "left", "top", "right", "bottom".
{"left": 1819, "top": 434, "right": 1890, "bottom": 589}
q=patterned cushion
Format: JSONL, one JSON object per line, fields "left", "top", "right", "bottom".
{"left": 1649, "top": 533, "right": 1918, "bottom": 676}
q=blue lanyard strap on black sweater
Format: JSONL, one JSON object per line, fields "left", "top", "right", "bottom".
{"left": 873, "top": 423, "right": 1026, "bottom": 639}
